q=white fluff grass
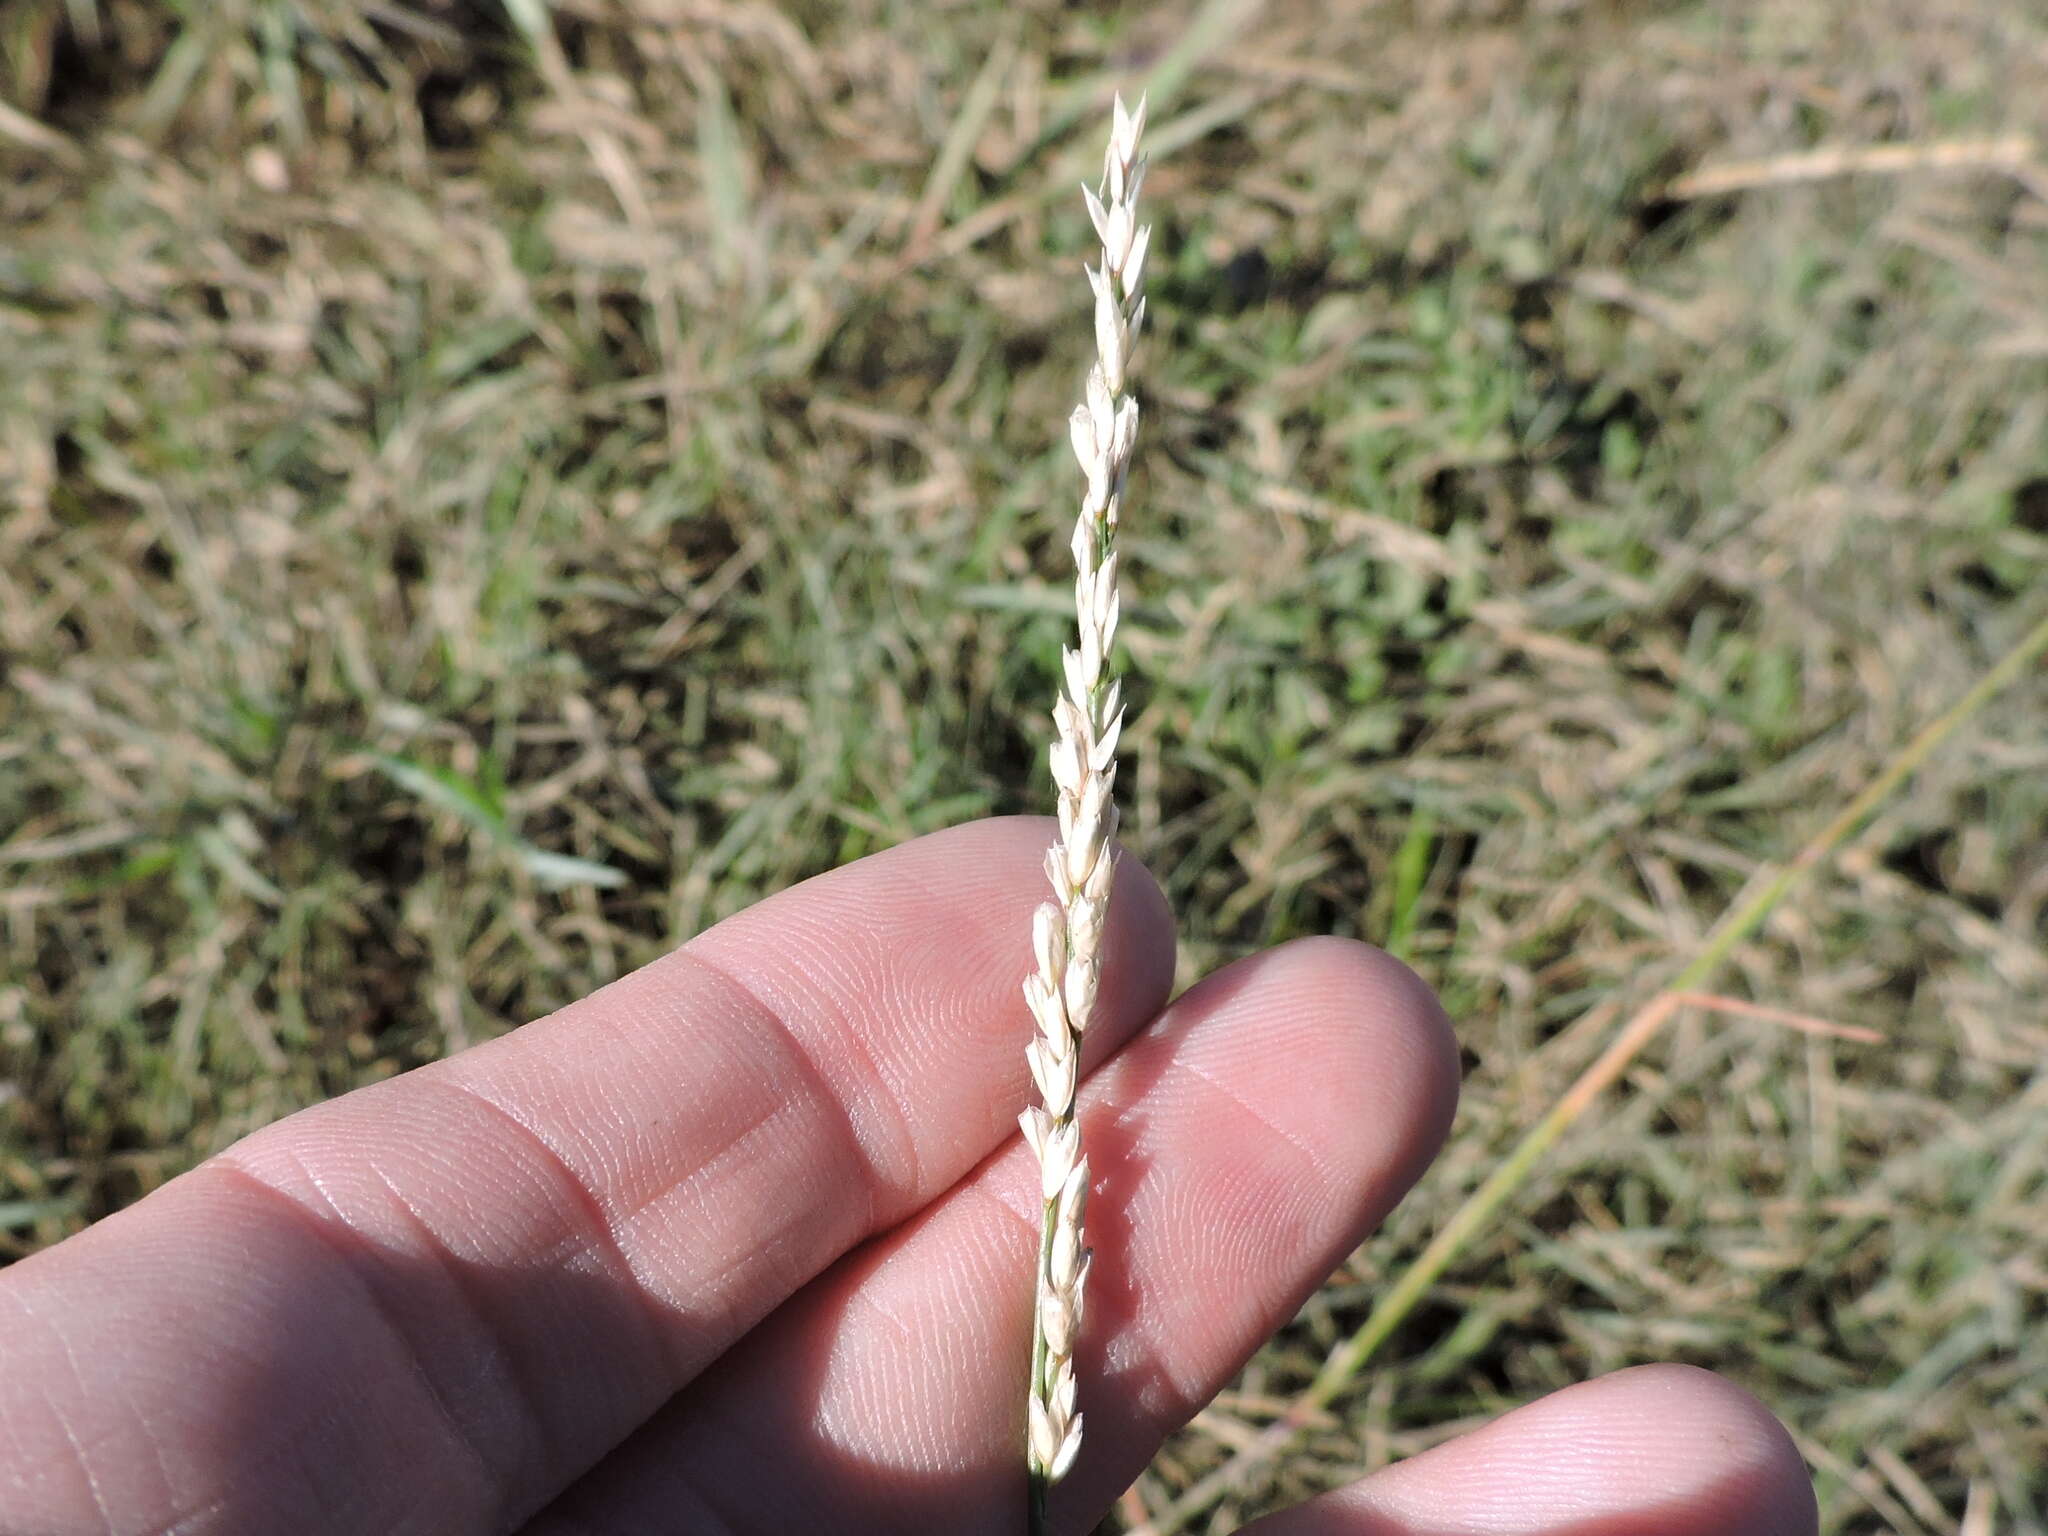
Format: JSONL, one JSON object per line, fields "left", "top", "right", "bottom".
{"left": 1021, "top": 92, "right": 1149, "bottom": 1523}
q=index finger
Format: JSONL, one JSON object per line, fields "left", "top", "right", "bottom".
{"left": 0, "top": 817, "right": 1174, "bottom": 1536}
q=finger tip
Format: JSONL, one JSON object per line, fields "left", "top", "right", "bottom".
{"left": 1244, "top": 936, "right": 1461, "bottom": 1214}
{"left": 1305, "top": 1363, "right": 1818, "bottom": 1536}
{"left": 898, "top": 815, "right": 1177, "bottom": 1005}
{"left": 1104, "top": 828, "right": 1177, "bottom": 1007}
{"left": 1594, "top": 1365, "right": 1820, "bottom": 1535}
{"left": 1108, "top": 935, "right": 1459, "bottom": 1320}
{"left": 693, "top": 815, "right": 1176, "bottom": 1053}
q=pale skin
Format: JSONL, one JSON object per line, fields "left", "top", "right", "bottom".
{"left": 0, "top": 818, "right": 1819, "bottom": 1535}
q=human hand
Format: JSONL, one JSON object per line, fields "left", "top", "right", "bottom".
{"left": 0, "top": 818, "right": 1816, "bottom": 1535}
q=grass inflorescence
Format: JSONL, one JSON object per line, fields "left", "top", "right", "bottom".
{"left": 1021, "top": 92, "right": 1150, "bottom": 1527}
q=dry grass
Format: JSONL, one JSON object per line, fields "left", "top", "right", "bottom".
{"left": 2, "top": 2, "right": 2044, "bottom": 1532}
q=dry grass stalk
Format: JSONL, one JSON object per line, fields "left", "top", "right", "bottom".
{"left": 1021, "top": 92, "right": 1150, "bottom": 1529}
{"left": 1666, "top": 133, "right": 2036, "bottom": 199}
